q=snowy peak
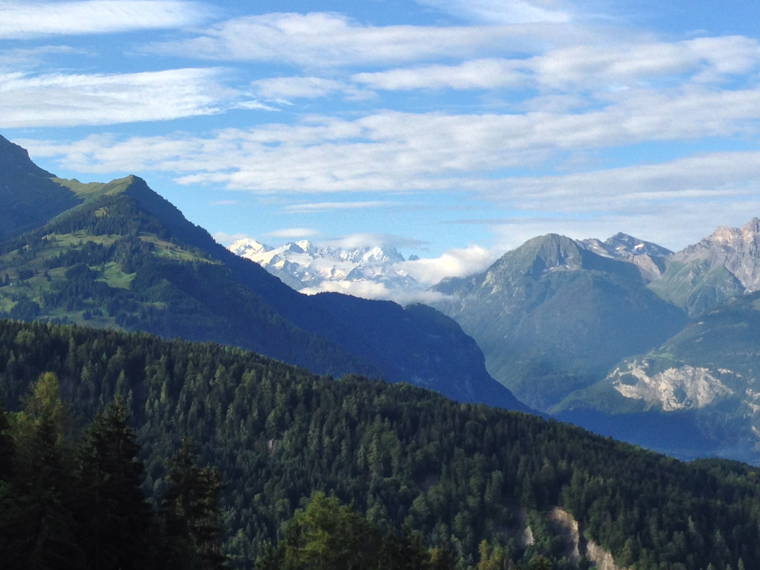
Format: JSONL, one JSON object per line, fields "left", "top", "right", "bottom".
{"left": 580, "top": 233, "right": 671, "bottom": 281}
{"left": 604, "top": 233, "right": 673, "bottom": 258}
{"left": 229, "top": 238, "right": 414, "bottom": 298}
{"left": 229, "top": 237, "right": 271, "bottom": 257}
{"left": 581, "top": 233, "right": 671, "bottom": 260}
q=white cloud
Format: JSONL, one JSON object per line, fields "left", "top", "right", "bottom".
{"left": 354, "top": 59, "right": 526, "bottom": 90}
{"left": 284, "top": 201, "right": 397, "bottom": 213}
{"left": 531, "top": 36, "right": 760, "bottom": 89}
{"left": 0, "top": 0, "right": 209, "bottom": 39}
{"left": 0, "top": 68, "right": 232, "bottom": 128}
{"left": 398, "top": 245, "right": 495, "bottom": 285}
{"left": 301, "top": 279, "right": 450, "bottom": 305}
{"left": 0, "top": 45, "right": 88, "bottom": 69}
{"left": 322, "top": 233, "right": 426, "bottom": 249}
{"left": 235, "top": 100, "right": 279, "bottom": 111}
{"left": 251, "top": 76, "right": 351, "bottom": 100}
{"left": 484, "top": 151, "right": 760, "bottom": 211}
{"left": 28, "top": 82, "right": 760, "bottom": 188}
{"left": 352, "top": 36, "right": 760, "bottom": 93}
{"left": 301, "top": 280, "right": 395, "bottom": 299}
{"left": 417, "top": 0, "right": 572, "bottom": 24}
{"left": 149, "top": 12, "right": 577, "bottom": 67}
{"left": 213, "top": 231, "right": 250, "bottom": 245}
{"left": 267, "top": 227, "right": 319, "bottom": 239}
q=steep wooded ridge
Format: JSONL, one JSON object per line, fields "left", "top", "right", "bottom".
{"left": 2, "top": 319, "right": 760, "bottom": 569}
{"left": 0, "top": 135, "right": 524, "bottom": 411}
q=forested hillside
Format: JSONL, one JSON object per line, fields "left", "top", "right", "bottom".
{"left": 0, "top": 135, "right": 524, "bottom": 411}
{"left": 1, "top": 319, "right": 759, "bottom": 569}
{"left": 0, "top": 373, "right": 225, "bottom": 570}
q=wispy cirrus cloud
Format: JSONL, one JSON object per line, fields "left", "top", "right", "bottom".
{"left": 354, "top": 59, "right": 526, "bottom": 90}
{"left": 148, "top": 11, "right": 591, "bottom": 67}
{"left": 249, "top": 75, "right": 371, "bottom": 102}
{"left": 0, "top": 0, "right": 210, "bottom": 39}
{"left": 267, "top": 227, "right": 319, "bottom": 239}
{"left": 416, "top": 0, "right": 573, "bottom": 24}
{"left": 484, "top": 151, "right": 760, "bottom": 211}
{"left": 354, "top": 36, "right": 760, "bottom": 92}
{"left": 284, "top": 201, "right": 398, "bottom": 213}
{"left": 322, "top": 233, "right": 426, "bottom": 249}
{"left": 0, "top": 45, "right": 89, "bottom": 69}
{"left": 26, "top": 82, "right": 760, "bottom": 187}
{"left": 0, "top": 68, "right": 233, "bottom": 127}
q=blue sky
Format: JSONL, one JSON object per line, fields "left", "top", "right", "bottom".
{"left": 3, "top": 0, "right": 760, "bottom": 280}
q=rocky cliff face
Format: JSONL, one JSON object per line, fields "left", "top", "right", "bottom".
{"left": 608, "top": 360, "right": 736, "bottom": 412}
{"left": 556, "top": 291, "right": 760, "bottom": 462}
{"left": 650, "top": 218, "right": 760, "bottom": 315}
{"left": 548, "top": 507, "right": 628, "bottom": 570}
{"left": 684, "top": 218, "right": 760, "bottom": 290}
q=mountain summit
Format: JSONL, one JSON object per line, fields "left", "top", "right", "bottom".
{"left": 650, "top": 217, "right": 760, "bottom": 315}
{"left": 581, "top": 232, "right": 671, "bottom": 281}
{"left": 432, "top": 233, "right": 686, "bottom": 410}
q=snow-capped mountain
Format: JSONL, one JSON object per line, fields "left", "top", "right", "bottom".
{"left": 229, "top": 238, "right": 419, "bottom": 298}
{"left": 581, "top": 232, "right": 672, "bottom": 280}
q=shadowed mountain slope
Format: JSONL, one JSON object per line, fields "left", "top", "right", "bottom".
{"left": 0, "top": 136, "right": 526, "bottom": 411}
{"left": 433, "top": 234, "right": 686, "bottom": 410}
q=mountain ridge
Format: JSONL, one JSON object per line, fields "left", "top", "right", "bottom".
{"left": 0, "top": 136, "right": 528, "bottom": 412}
{"left": 650, "top": 217, "right": 760, "bottom": 315}
{"left": 430, "top": 233, "right": 687, "bottom": 410}
{"left": 0, "top": 134, "right": 80, "bottom": 240}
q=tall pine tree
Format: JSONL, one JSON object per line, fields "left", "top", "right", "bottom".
{"left": 76, "top": 400, "right": 154, "bottom": 570}
{"left": 162, "top": 440, "right": 226, "bottom": 570}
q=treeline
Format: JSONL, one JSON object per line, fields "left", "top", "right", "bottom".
{"left": 0, "top": 319, "right": 759, "bottom": 568}
{"left": 0, "top": 372, "right": 225, "bottom": 570}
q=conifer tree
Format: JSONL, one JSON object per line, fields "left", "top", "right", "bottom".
{"left": 162, "top": 440, "right": 226, "bottom": 570}
{"left": 3, "top": 374, "right": 83, "bottom": 570}
{"left": 76, "top": 400, "right": 153, "bottom": 570}
{"left": 0, "top": 405, "right": 14, "bottom": 481}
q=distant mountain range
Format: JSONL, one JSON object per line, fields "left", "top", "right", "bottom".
{"left": 229, "top": 216, "right": 760, "bottom": 463}
{"left": 229, "top": 237, "right": 419, "bottom": 298}
{"left": 0, "top": 134, "right": 526, "bottom": 412}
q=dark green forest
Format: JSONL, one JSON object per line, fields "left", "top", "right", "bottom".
{"left": 0, "top": 372, "right": 225, "bottom": 569}
{"left": 0, "top": 319, "right": 759, "bottom": 569}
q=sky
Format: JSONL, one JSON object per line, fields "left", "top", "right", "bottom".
{"left": 3, "top": 0, "right": 760, "bottom": 282}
